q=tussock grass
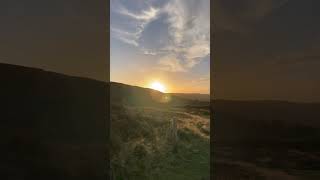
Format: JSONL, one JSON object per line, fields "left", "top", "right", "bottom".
{"left": 110, "top": 105, "right": 210, "bottom": 180}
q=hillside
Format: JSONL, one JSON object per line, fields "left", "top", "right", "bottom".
{"left": 110, "top": 82, "right": 209, "bottom": 107}
{"left": 110, "top": 83, "right": 210, "bottom": 179}
{"left": 170, "top": 93, "right": 210, "bottom": 102}
{"left": 0, "top": 63, "right": 107, "bottom": 179}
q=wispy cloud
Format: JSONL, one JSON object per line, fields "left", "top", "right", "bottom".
{"left": 117, "top": 6, "right": 160, "bottom": 21}
{"left": 111, "top": 1, "right": 160, "bottom": 47}
{"left": 111, "top": 0, "right": 210, "bottom": 72}
{"left": 111, "top": 27, "right": 139, "bottom": 46}
{"left": 158, "top": 0, "right": 210, "bottom": 71}
{"left": 158, "top": 54, "right": 186, "bottom": 72}
{"left": 142, "top": 49, "right": 157, "bottom": 56}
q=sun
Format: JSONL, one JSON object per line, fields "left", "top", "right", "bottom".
{"left": 150, "top": 81, "right": 166, "bottom": 93}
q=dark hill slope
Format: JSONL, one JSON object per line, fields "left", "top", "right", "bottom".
{"left": 0, "top": 63, "right": 107, "bottom": 179}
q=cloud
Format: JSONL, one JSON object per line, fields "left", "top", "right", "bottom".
{"left": 142, "top": 49, "right": 157, "bottom": 55}
{"left": 118, "top": 6, "right": 160, "bottom": 21}
{"left": 111, "top": 0, "right": 210, "bottom": 72}
{"left": 117, "top": 36, "right": 139, "bottom": 47}
{"left": 111, "top": 27, "right": 139, "bottom": 46}
{"left": 159, "top": 0, "right": 210, "bottom": 70}
{"left": 185, "top": 42, "right": 210, "bottom": 59}
{"left": 111, "top": 2, "right": 160, "bottom": 47}
{"left": 158, "top": 54, "right": 186, "bottom": 72}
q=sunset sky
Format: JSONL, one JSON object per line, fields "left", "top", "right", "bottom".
{"left": 110, "top": 0, "right": 210, "bottom": 94}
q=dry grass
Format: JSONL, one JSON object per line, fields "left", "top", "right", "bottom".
{"left": 110, "top": 105, "right": 210, "bottom": 180}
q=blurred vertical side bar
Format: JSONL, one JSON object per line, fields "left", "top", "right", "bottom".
{"left": 106, "top": 0, "right": 110, "bottom": 179}
{"left": 0, "top": 0, "right": 109, "bottom": 179}
{"left": 210, "top": 0, "right": 214, "bottom": 179}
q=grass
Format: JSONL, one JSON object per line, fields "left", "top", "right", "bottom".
{"left": 110, "top": 105, "right": 210, "bottom": 180}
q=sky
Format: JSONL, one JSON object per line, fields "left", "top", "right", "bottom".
{"left": 110, "top": 0, "right": 210, "bottom": 94}
{"left": 213, "top": 0, "right": 320, "bottom": 102}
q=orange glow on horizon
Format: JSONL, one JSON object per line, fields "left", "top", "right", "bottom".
{"left": 149, "top": 81, "right": 167, "bottom": 93}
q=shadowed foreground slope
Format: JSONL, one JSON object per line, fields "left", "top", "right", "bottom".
{"left": 0, "top": 63, "right": 107, "bottom": 180}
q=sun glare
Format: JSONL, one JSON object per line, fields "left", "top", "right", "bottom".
{"left": 150, "top": 81, "right": 166, "bottom": 93}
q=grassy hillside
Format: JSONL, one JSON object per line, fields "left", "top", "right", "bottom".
{"left": 110, "top": 83, "right": 210, "bottom": 180}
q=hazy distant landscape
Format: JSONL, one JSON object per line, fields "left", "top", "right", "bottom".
{"left": 110, "top": 82, "right": 210, "bottom": 180}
